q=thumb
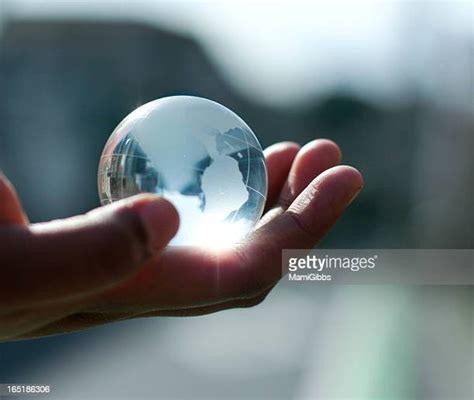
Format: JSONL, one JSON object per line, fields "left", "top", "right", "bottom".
{"left": 0, "top": 194, "right": 179, "bottom": 308}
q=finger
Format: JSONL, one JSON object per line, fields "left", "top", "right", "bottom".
{"left": 0, "top": 194, "right": 179, "bottom": 308}
{"left": 0, "top": 172, "right": 28, "bottom": 225}
{"left": 275, "top": 139, "right": 342, "bottom": 210}
{"left": 263, "top": 142, "right": 300, "bottom": 210}
{"left": 84, "top": 165, "right": 363, "bottom": 312}
{"left": 238, "top": 166, "right": 364, "bottom": 295}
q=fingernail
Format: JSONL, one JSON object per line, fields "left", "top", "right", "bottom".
{"left": 139, "top": 198, "right": 180, "bottom": 252}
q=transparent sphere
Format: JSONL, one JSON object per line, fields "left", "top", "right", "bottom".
{"left": 98, "top": 96, "right": 268, "bottom": 247}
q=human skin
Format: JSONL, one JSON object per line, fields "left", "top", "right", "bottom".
{"left": 0, "top": 139, "right": 363, "bottom": 341}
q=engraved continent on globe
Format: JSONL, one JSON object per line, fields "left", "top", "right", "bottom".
{"left": 98, "top": 96, "right": 268, "bottom": 247}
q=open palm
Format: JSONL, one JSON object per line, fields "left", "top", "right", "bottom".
{"left": 0, "top": 139, "right": 362, "bottom": 341}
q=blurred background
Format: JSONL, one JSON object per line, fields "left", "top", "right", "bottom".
{"left": 0, "top": 0, "right": 472, "bottom": 399}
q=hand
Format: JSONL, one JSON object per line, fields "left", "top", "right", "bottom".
{"left": 0, "top": 139, "right": 363, "bottom": 341}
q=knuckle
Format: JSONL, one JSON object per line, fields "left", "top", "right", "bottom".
{"left": 286, "top": 209, "right": 318, "bottom": 240}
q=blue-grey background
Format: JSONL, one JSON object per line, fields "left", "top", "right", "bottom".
{"left": 0, "top": 1, "right": 472, "bottom": 399}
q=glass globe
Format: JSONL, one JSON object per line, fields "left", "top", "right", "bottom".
{"left": 98, "top": 96, "right": 267, "bottom": 247}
